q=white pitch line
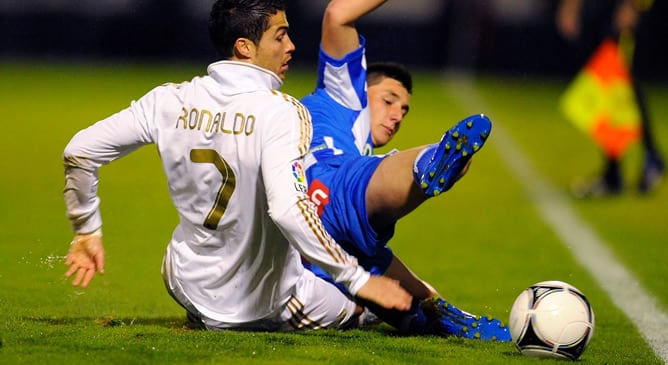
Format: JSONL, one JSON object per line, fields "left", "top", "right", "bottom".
{"left": 443, "top": 75, "right": 668, "bottom": 363}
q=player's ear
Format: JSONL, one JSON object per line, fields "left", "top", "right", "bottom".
{"left": 233, "top": 38, "right": 255, "bottom": 60}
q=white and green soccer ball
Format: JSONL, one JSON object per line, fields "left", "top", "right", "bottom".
{"left": 509, "top": 280, "right": 595, "bottom": 361}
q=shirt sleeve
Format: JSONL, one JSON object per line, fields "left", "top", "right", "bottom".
{"left": 62, "top": 87, "right": 158, "bottom": 234}
{"left": 316, "top": 35, "right": 368, "bottom": 111}
{"left": 261, "top": 95, "right": 370, "bottom": 295}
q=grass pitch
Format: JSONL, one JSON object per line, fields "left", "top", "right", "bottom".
{"left": 0, "top": 62, "right": 666, "bottom": 364}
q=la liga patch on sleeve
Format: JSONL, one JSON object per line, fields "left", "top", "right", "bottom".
{"left": 292, "top": 161, "right": 308, "bottom": 193}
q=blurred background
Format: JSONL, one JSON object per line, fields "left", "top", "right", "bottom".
{"left": 1, "top": 0, "right": 667, "bottom": 81}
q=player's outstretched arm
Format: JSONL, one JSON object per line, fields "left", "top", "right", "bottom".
{"left": 356, "top": 275, "right": 412, "bottom": 311}
{"left": 321, "top": 0, "right": 387, "bottom": 58}
{"left": 65, "top": 230, "right": 105, "bottom": 288}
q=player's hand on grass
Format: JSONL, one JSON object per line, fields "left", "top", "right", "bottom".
{"left": 357, "top": 275, "right": 412, "bottom": 311}
{"left": 65, "top": 230, "right": 105, "bottom": 288}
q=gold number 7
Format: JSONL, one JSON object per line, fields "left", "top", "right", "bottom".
{"left": 190, "top": 149, "right": 236, "bottom": 229}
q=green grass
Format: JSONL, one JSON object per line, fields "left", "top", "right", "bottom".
{"left": 1, "top": 62, "right": 666, "bottom": 364}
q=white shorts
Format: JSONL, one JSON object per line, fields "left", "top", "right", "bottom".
{"left": 162, "top": 258, "right": 363, "bottom": 331}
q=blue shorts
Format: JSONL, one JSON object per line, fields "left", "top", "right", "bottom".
{"left": 306, "top": 155, "right": 395, "bottom": 292}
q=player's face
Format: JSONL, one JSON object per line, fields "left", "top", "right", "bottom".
{"left": 254, "top": 11, "right": 295, "bottom": 80}
{"left": 368, "top": 77, "right": 410, "bottom": 147}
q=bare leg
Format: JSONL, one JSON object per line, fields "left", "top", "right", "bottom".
{"left": 366, "top": 146, "right": 430, "bottom": 231}
{"left": 366, "top": 144, "right": 474, "bottom": 232}
{"left": 367, "top": 144, "right": 475, "bottom": 232}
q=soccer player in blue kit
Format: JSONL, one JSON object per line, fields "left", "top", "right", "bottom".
{"left": 302, "top": 0, "right": 511, "bottom": 340}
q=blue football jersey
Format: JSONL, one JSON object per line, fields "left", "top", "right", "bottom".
{"left": 302, "top": 35, "right": 374, "bottom": 173}
{"left": 301, "top": 36, "right": 396, "bottom": 284}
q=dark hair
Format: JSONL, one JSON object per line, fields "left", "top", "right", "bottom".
{"left": 209, "top": 0, "right": 286, "bottom": 59}
{"left": 367, "top": 62, "right": 413, "bottom": 94}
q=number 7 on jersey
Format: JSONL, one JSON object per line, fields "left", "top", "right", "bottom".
{"left": 190, "top": 149, "right": 236, "bottom": 229}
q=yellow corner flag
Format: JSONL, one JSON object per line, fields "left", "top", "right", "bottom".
{"left": 560, "top": 39, "right": 641, "bottom": 159}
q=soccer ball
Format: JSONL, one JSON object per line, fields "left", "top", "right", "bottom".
{"left": 509, "top": 280, "right": 595, "bottom": 360}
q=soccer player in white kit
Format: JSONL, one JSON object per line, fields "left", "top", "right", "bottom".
{"left": 62, "top": 0, "right": 411, "bottom": 331}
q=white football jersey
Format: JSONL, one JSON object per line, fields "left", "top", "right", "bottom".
{"left": 63, "top": 61, "right": 369, "bottom": 323}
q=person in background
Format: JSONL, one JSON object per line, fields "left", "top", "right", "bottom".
{"left": 557, "top": 0, "right": 664, "bottom": 197}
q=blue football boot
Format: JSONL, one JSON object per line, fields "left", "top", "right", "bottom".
{"left": 413, "top": 114, "right": 491, "bottom": 197}
{"left": 420, "top": 297, "right": 511, "bottom": 341}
